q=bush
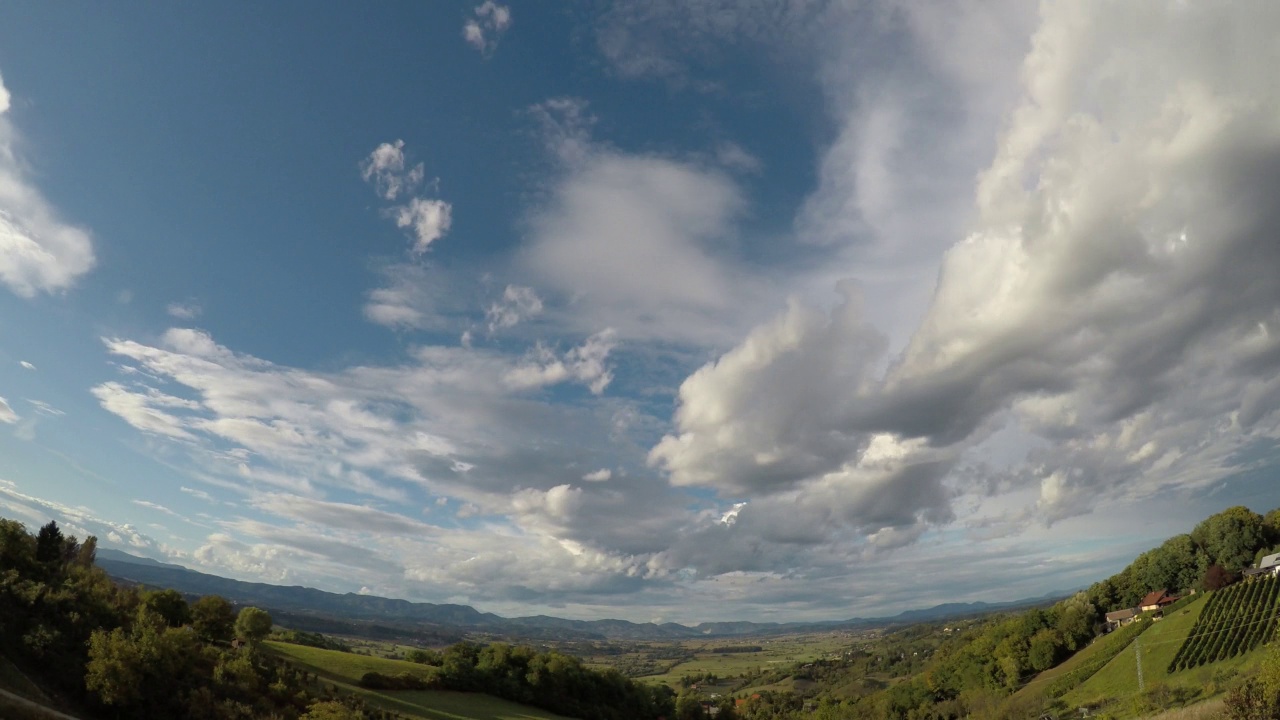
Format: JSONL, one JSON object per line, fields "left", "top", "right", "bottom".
{"left": 358, "top": 671, "right": 433, "bottom": 691}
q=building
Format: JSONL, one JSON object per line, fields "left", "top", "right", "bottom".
{"left": 1139, "top": 589, "right": 1178, "bottom": 613}
{"left": 1104, "top": 608, "right": 1138, "bottom": 632}
{"left": 1244, "top": 552, "right": 1280, "bottom": 579}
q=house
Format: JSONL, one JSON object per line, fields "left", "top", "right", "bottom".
{"left": 1139, "top": 589, "right": 1178, "bottom": 613}
{"left": 1244, "top": 552, "right": 1280, "bottom": 578}
{"left": 1104, "top": 608, "right": 1138, "bottom": 632}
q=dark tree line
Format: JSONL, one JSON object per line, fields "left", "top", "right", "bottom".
{"left": 388, "top": 641, "right": 676, "bottom": 719}
{"left": 0, "top": 518, "right": 371, "bottom": 719}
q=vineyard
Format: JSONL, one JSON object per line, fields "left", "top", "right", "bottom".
{"left": 1168, "top": 576, "right": 1280, "bottom": 672}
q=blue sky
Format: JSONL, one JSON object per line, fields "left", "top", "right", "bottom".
{"left": 1, "top": 2, "right": 1279, "bottom": 622}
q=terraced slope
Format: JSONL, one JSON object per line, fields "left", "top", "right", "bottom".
{"left": 1168, "top": 576, "right": 1280, "bottom": 672}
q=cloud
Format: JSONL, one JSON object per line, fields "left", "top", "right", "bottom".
{"left": 0, "top": 396, "right": 17, "bottom": 424}
{"left": 90, "top": 380, "right": 198, "bottom": 440}
{"left": 360, "top": 140, "right": 452, "bottom": 255}
{"left": 132, "top": 499, "right": 180, "bottom": 517}
{"left": 486, "top": 285, "right": 543, "bottom": 333}
{"left": 0, "top": 71, "right": 96, "bottom": 297}
{"left": 650, "top": 283, "right": 886, "bottom": 495}
{"left": 395, "top": 198, "right": 453, "bottom": 254}
{"left": 521, "top": 105, "right": 779, "bottom": 345}
{"left": 582, "top": 468, "right": 612, "bottom": 482}
{"left": 505, "top": 329, "right": 618, "bottom": 395}
{"left": 250, "top": 493, "right": 435, "bottom": 535}
{"left": 360, "top": 140, "right": 424, "bottom": 201}
{"left": 715, "top": 141, "right": 763, "bottom": 174}
{"left": 180, "top": 486, "right": 214, "bottom": 503}
{"left": 0, "top": 482, "right": 168, "bottom": 555}
{"left": 25, "top": 399, "right": 63, "bottom": 417}
{"left": 592, "top": 1, "right": 823, "bottom": 86}
{"left": 19, "top": 360, "right": 34, "bottom": 370}
{"left": 463, "top": 2, "right": 512, "bottom": 55}
{"left": 166, "top": 301, "right": 201, "bottom": 320}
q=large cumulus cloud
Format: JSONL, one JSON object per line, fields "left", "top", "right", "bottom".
{"left": 650, "top": 1, "right": 1280, "bottom": 548}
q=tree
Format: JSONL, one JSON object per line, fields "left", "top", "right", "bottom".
{"left": 234, "top": 606, "right": 272, "bottom": 644}
{"left": 74, "top": 534, "right": 98, "bottom": 567}
{"left": 406, "top": 648, "right": 442, "bottom": 665}
{"left": 192, "top": 595, "right": 237, "bottom": 643}
{"left": 675, "top": 692, "right": 705, "bottom": 720}
{"left": 1265, "top": 508, "right": 1280, "bottom": 544}
{"left": 1028, "top": 629, "right": 1062, "bottom": 672}
{"left": 141, "top": 588, "right": 192, "bottom": 628}
{"left": 85, "top": 607, "right": 199, "bottom": 715}
{"left": 301, "top": 701, "right": 361, "bottom": 720}
{"left": 34, "top": 521, "right": 64, "bottom": 564}
{"left": 1204, "top": 564, "right": 1238, "bottom": 591}
{"left": 1193, "top": 506, "right": 1268, "bottom": 572}
{"left": 0, "top": 518, "right": 36, "bottom": 573}
{"left": 716, "top": 696, "right": 739, "bottom": 720}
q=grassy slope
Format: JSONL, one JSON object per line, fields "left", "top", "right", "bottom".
{"left": 265, "top": 641, "right": 440, "bottom": 684}
{"left": 1062, "top": 590, "right": 1278, "bottom": 716}
{"left": 267, "top": 642, "right": 571, "bottom": 720}
{"left": 0, "top": 653, "right": 82, "bottom": 719}
{"left": 1013, "top": 614, "right": 1159, "bottom": 701}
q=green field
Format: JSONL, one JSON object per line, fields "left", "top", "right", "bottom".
{"left": 267, "top": 642, "right": 571, "bottom": 720}
{"left": 626, "top": 633, "right": 856, "bottom": 689}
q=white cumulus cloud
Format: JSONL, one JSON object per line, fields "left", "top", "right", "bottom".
{"left": 395, "top": 197, "right": 453, "bottom": 255}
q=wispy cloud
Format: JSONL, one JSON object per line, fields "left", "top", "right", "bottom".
{"left": 0, "top": 72, "right": 96, "bottom": 297}
{"left": 0, "top": 396, "right": 17, "bottom": 424}
{"left": 166, "top": 301, "right": 202, "bottom": 320}
{"left": 463, "top": 2, "right": 512, "bottom": 56}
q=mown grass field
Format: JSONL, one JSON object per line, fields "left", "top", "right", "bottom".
{"left": 266, "top": 641, "right": 440, "bottom": 684}
{"left": 267, "top": 642, "right": 572, "bottom": 720}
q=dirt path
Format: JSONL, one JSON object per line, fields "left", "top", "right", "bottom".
{"left": 0, "top": 687, "right": 84, "bottom": 720}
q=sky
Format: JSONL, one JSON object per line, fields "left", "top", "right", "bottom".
{"left": 1, "top": 2, "right": 1279, "bottom": 624}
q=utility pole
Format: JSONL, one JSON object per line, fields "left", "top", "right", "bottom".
{"left": 1135, "top": 636, "right": 1144, "bottom": 693}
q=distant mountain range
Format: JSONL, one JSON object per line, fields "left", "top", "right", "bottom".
{"left": 96, "top": 548, "right": 1065, "bottom": 641}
